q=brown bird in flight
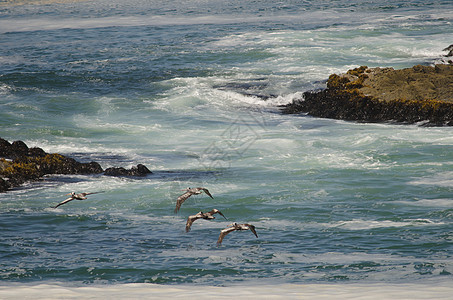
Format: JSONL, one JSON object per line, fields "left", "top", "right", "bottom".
{"left": 217, "top": 222, "right": 258, "bottom": 246}
{"left": 53, "top": 191, "right": 103, "bottom": 208}
{"left": 185, "top": 209, "right": 227, "bottom": 232}
{"left": 174, "top": 187, "right": 213, "bottom": 213}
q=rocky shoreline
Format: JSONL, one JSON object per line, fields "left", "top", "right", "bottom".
{"left": 282, "top": 63, "right": 453, "bottom": 126}
{"left": 3, "top": 51, "right": 452, "bottom": 192}
{"left": 0, "top": 138, "right": 152, "bottom": 193}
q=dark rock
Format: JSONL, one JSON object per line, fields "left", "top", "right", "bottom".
{"left": 0, "top": 178, "right": 9, "bottom": 192}
{"left": 28, "top": 147, "right": 46, "bottom": 157}
{"left": 0, "top": 138, "right": 12, "bottom": 157}
{"left": 0, "top": 138, "right": 151, "bottom": 192}
{"left": 104, "top": 167, "right": 128, "bottom": 176}
{"left": 136, "top": 164, "right": 152, "bottom": 174}
{"left": 11, "top": 141, "right": 29, "bottom": 157}
{"left": 0, "top": 139, "right": 47, "bottom": 159}
{"left": 78, "top": 161, "right": 104, "bottom": 174}
{"left": 444, "top": 44, "right": 453, "bottom": 57}
{"left": 104, "top": 164, "right": 152, "bottom": 177}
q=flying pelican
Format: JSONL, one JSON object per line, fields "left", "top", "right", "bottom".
{"left": 217, "top": 222, "right": 258, "bottom": 246}
{"left": 185, "top": 209, "right": 227, "bottom": 232}
{"left": 174, "top": 187, "right": 213, "bottom": 213}
{"left": 53, "top": 191, "right": 103, "bottom": 208}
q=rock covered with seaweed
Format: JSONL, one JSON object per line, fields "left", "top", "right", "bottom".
{"left": 283, "top": 64, "right": 453, "bottom": 126}
{"left": 0, "top": 138, "right": 152, "bottom": 192}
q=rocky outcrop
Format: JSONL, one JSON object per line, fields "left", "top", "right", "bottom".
{"left": 283, "top": 64, "right": 453, "bottom": 126}
{"left": 443, "top": 44, "right": 453, "bottom": 59}
{"left": 0, "top": 138, "right": 152, "bottom": 192}
{"left": 104, "top": 164, "right": 152, "bottom": 177}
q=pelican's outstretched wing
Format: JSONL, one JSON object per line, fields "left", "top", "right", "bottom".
{"left": 215, "top": 209, "right": 227, "bottom": 220}
{"left": 216, "top": 225, "right": 237, "bottom": 246}
{"left": 175, "top": 191, "right": 192, "bottom": 213}
{"left": 78, "top": 191, "right": 103, "bottom": 197}
{"left": 208, "top": 209, "right": 227, "bottom": 220}
{"left": 201, "top": 188, "right": 213, "bottom": 199}
{"left": 53, "top": 197, "right": 74, "bottom": 208}
{"left": 246, "top": 224, "right": 258, "bottom": 238}
{"left": 185, "top": 212, "right": 202, "bottom": 232}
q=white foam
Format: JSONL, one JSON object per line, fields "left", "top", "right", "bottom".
{"left": 1, "top": 282, "right": 452, "bottom": 299}
{"left": 326, "top": 219, "right": 444, "bottom": 230}
{"left": 221, "top": 90, "right": 304, "bottom": 107}
{"left": 0, "top": 83, "right": 14, "bottom": 95}
{"left": 408, "top": 172, "right": 453, "bottom": 187}
{"left": 397, "top": 198, "right": 453, "bottom": 207}
{"left": 270, "top": 251, "right": 414, "bottom": 265}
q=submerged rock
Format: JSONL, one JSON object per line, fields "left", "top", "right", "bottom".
{"left": 443, "top": 44, "right": 453, "bottom": 57}
{"left": 283, "top": 64, "right": 453, "bottom": 126}
{"left": 0, "top": 138, "right": 152, "bottom": 192}
{"left": 104, "top": 164, "right": 152, "bottom": 177}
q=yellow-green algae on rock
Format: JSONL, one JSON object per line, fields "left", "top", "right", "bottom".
{"left": 0, "top": 138, "right": 103, "bottom": 192}
{"left": 283, "top": 64, "right": 453, "bottom": 126}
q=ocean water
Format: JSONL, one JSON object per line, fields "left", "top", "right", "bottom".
{"left": 1, "top": 0, "right": 453, "bottom": 298}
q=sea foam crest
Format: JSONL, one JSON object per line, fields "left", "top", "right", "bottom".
{"left": 0, "top": 82, "right": 15, "bottom": 95}
{"left": 408, "top": 172, "right": 453, "bottom": 187}
{"left": 326, "top": 219, "right": 443, "bottom": 230}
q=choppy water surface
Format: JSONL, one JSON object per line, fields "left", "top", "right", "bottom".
{"left": 0, "top": 0, "right": 452, "bottom": 296}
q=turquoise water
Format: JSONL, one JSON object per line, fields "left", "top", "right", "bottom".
{"left": 1, "top": 0, "right": 453, "bottom": 291}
